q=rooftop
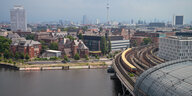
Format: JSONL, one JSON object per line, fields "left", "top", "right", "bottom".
{"left": 134, "top": 59, "right": 192, "bottom": 96}
{"left": 46, "top": 50, "right": 61, "bottom": 53}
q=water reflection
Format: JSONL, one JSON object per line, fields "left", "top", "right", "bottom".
{"left": 0, "top": 68, "right": 123, "bottom": 96}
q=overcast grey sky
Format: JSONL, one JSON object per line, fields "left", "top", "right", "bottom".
{"left": 0, "top": 0, "right": 192, "bottom": 23}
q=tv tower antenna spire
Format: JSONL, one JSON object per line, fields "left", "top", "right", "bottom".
{"left": 107, "top": 0, "right": 110, "bottom": 24}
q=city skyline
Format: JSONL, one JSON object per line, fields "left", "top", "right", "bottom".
{"left": 0, "top": 0, "right": 192, "bottom": 23}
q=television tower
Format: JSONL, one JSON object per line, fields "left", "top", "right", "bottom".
{"left": 107, "top": 0, "right": 110, "bottom": 24}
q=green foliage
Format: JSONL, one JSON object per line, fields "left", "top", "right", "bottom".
{"left": 77, "top": 33, "right": 83, "bottom": 40}
{"left": 132, "top": 40, "right": 137, "bottom": 47}
{"left": 66, "top": 35, "right": 75, "bottom": 40}
{"left": 63, "top": 55, "right": 69, "bottom": 62}
{"left": 40, "top": 40, "right": 48, "bottom": 54}
{"left": 49, "top": 42, "right": 58, "bottom": 50}
{"left": 4, "top": 49, "right": 10, "bottom": 59}
{"left": 15, "top": 52, "right": 20, "bottom": 60}
{"left": 61, "top": 27, "right": 78, "bottom": 32}
{"left": 8, "top": 59, "right": 13, "bottom": 64}
{"left": 26, "top": 34, "right": 35, "bottom": 40}
{"left": 85, "top": 55, "right": 89, "bottom": 60}
{"left": 19, "top": 53, "right": 25, "bottom": 59}
{"left": 34, "top": 58, "right": 48, "bottom": 61}
{"left": 0, "top": 36, "right": 11, "bottom": 53}
{"left": 50, "top": 57, "right": 59, "bottom": 60}
{"left": 142, "top": 38, "right": 152, "bottom": 45}
{"left": 25, "top": 54, "right": 30, "bottom": 60}
{"left": 100, "top": 36, "right": 111, "bottom": 55}
{"left": 13, "top": 62, "right": 16, "bottom": 65}
{"left": 95, "top": 55, "right": 100, "bottom": 59}
{"left": 99, "top": 27, "right": 103, "bottom": 32}
{"left": 129, "top": 73, "right": 135, "bottom": 77}
{"left": 107, "top": 37, "right": 111, "bottom": 53}
{"left": 189, "top": 27, "right": 192, "bottom": 30}
{"left": 74, "top": 53, "right": 80, "bottom": 60}
{"left": 100, "top": 36, "right": 107, "bottom": 55}
{"left": 4, "top": 59, "right": 7, "bottom": 63}
{"left": 81, "top": 26, "right": 88, "bottom": 31}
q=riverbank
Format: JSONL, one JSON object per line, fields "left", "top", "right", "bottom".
{"left": 0, "top": 61, "right": 110, "bottom": 71}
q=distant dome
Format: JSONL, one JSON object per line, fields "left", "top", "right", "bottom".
{"left": 134, "top": 59, "right": 192, "bottom": 96}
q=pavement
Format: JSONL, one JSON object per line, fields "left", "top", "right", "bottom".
{"left": 27, "top": 58, "right": 113, "bottom": 65}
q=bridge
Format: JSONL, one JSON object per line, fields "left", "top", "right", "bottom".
{"left": 113, "top": 45, "right": 165, "bottom": 96}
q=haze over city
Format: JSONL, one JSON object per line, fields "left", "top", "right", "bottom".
{"left": 0, "top": 0, "right": 192, "bottom": 23}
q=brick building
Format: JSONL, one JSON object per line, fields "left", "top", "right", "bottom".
{"left": 10, "top": 39, "right": 41, "bottom": 58}
{"left": 58, "top": 38, "right": 89, "bottom": 58}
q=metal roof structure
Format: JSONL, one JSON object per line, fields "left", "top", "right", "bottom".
{"left": 134, "top": 59, "right": 192, "bottom": 96}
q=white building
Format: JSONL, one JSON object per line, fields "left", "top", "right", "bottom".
{"left": 111, "top": 40, "right": 130, "bottom": 51}
{"left": 42, "top": 50, "right": 62, "bottom": 58}
{"left": 158, "top": 36, "right": 192, "bottom": 61}
{"left": 10, "top": 5, "right": 27, "bottom": 32}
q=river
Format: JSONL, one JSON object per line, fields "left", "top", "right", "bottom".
{"left": 0, "top": 68, "right": 122, "bottom": 96}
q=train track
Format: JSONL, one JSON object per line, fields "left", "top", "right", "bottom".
{"left": 115, "top": 53, "right": 135, "bottom": 87}
{"left": 124, "top": 45, "right": 165, "bottom": 75}
{"left": 113, "top": 44, "right": 165, "bottom": 89}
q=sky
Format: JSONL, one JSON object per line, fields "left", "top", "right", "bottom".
{"left": 0, "top": 0, "right": 192, "bottom": 23}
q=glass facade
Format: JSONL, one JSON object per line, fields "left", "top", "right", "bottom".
{"left": 134, "top": 59, "right": 192, "bottom": 96}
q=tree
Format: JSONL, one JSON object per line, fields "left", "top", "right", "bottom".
{"left": 74, "top": 53, "right": 80, "bottom": 60}
{"left": 66, "top": 35, "right": 75, "bottom": 41}
{"left": 82, "top": 26, "right": 88, "bottom": 32}
{"left": 142, "top": 38, "right": 152, "bottom": 45}
{"left": 19, "top": 53, "right": 25, "bottom": 59}
{"left": 132, "top": 40, "right": 137, "bottom": 47}
{"left": 40, "top": 40, "right": 48, "bottom": 54}
{"left": 100, "top": 36, "right": 107, "bottom": 55}
{"left": 95, "top": 55, "right": 100, "bottom": 59}
{"left": 85, "top": 55, "right": 89, "bottom": 60}
{"left": 0, "top": 36, "right": 11, "bottom": 53}
{"left": 15, "top": 52, "right": 20, "bottom": 60}
{"left": 4, "top": 49, "right": 10, "bottom": 59}
{"left": 78, "top": 33, "right": 83, "bottom": 40}
{"left": 49, "top": 42, "right": 58, "bottom": 50}
{"left": 107, "top": 37, "right": 111, "bottom": 53}
{"left": 64, "top": 55, "right": 69, "bottom": 62}
{"left": 26, "top": 34, "right": 35, "bottom": 40}
{"left": 25, "top": 54, "right": 30, "bottom": 60}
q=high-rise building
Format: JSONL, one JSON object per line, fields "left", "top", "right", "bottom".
{"left": 82, "top": 15, "right": 88, "bottom": 25}
{"left": 10, "top": 5, "right": 27, "bottom": 32}
{"left": 175, "top": 15, "right": 184, "bottom": 25}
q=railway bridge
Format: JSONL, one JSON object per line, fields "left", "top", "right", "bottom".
{"left": 113, "top": 45, "right": 165, "bottom": 96}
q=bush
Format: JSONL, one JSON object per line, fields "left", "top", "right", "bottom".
{"left": 129, "top": 73, "right": 135, "bottom": 77}
{"left": 13, "top": 62, "right": 16, "bottom": 65}
{"left": 25, "top": 54, "right": 30, "bottom": 60}
{"left": 85, "top": 55, "right": 89, "bottom": 60}
{"left": 4, "top": 59, "right": 7, "bottom": 63}
{"left": 64, "top": 55, "right": 69, "bottom": 62}
{"left": 50, "top": 57, "right": 58, "bottom": 60}
{"left": 74, "top": 53, "right": 80, "bottom": 60}
{"left": 8, "top": 59, "right": 13, "bottom": 63}
{"left": 95, "top": 55, "right": 99, "bottom": 59}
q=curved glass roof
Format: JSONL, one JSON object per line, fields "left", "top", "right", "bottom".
{"left": 134, "top": 59, "right": 192, "bottom": 96}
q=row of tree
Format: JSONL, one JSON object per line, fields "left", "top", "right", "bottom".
{"left": 132, "top": 38, "right": 152, "bottom": 47}
{"left": 100, "top": 36, "right": 111, "bottom": 55}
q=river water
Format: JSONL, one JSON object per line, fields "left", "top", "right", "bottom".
{"left": 0, "top": 68, "right": 122, "bottom": 96}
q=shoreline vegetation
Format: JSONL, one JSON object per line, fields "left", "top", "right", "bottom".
{"left": 0, "top": 61, "right": 109, "bottom": 71}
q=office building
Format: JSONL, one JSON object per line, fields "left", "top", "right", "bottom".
{"left": 82, "top": 15, "right": 88, "bottom": 25}
{"left": 10, "top": 5, "right": 27, "bottom": 32}
{"left": 158, "top": 36, "right": 192, "bottom": 61}
{"left": 175, "top": 16, "right": 184, "bottom": 25}
{"left": 111, "top": 40, "right": 130, "bottom": 51}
